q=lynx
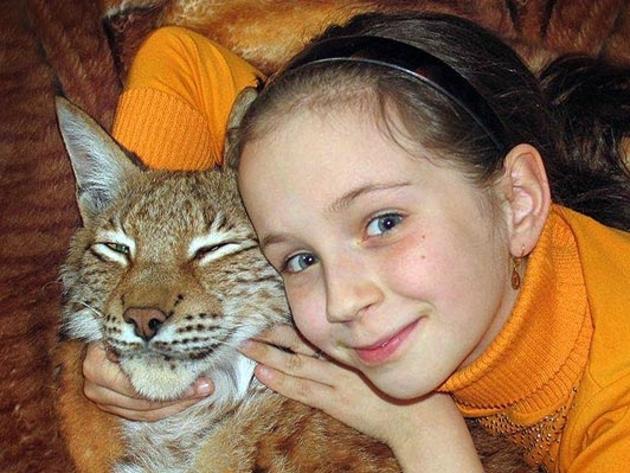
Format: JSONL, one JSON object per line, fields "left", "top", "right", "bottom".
{"left": 54, "top": 97, "right": 532, "bottom": 473}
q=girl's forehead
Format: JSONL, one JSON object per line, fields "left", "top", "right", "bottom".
{"left": 240, "top": 108, "right": 476, "bottom": 212}
{"left": 242, "top": 110, "right": 401, "bottom": 178}
{"left": 242, "top": 107, "right": 446, "bottom": 187}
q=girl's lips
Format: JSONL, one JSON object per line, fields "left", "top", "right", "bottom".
{"left": 354, "top": 319, "right": 421, "bottom": 365}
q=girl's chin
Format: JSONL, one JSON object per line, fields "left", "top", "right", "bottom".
{"left": 389, "top": 386, "right": 433, "bottom": 401}
{"left": 363, "top": 365, "right": 451, "bottom": 401}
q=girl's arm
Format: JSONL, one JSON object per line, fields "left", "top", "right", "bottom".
{"left": 239, "top": 325, "right": 484, "bottom": 472}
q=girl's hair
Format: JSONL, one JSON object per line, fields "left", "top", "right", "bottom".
{"left": 232, "top": 12, "right": 630, "bottom": 231}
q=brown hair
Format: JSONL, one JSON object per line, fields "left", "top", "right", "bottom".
{"left": 233, "top": 12, "right": 630, "bottom": 231}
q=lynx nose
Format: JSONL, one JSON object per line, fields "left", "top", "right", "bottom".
{"left": 123, "top": 307, "right": 168, "bottom": 341}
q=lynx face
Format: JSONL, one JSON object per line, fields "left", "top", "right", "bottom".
{"left": 57, "top": 98, "right": 289, "bottom": 401}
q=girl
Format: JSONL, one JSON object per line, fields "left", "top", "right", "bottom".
{"left": 232, "top": 14, "right": 630, "bottom": 471}
{"left": 84, "top": 12, "right": 630, "bottom": 472}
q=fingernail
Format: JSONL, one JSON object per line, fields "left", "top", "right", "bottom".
{"left": 196, "top": 380, "right": 212, "bottom": 396}
{"left": 255, "top": 365, "right": 272, "bottom": 381}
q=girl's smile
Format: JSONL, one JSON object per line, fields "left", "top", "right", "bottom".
{"left": 353, "top": 317, "right": 425, "bottom": 365}
{"left": 239, "top": 108, "right": 518, "bottom": 399}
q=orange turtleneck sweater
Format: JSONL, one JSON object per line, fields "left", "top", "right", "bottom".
{"left": 441, "top": 205, "right": 630, "bottom": 472}
{"left": 112, "top": 26, "right": 630, "bottom": 473}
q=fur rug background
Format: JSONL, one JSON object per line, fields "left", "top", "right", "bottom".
{"left": 105, "top": 0, "right": 630, "bottom": 75}
{"left": 0, "top": 1, "right": 628, "bottom": 472}
{"left": 0, "top": 1, "right": 119, "bottom": 471}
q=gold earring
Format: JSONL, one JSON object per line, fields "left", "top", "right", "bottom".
{"left": 510, "top": 246, "right": 525, "bottom": 290}
{"left": 511, "top": 257, "right": 521, "bottom": 290}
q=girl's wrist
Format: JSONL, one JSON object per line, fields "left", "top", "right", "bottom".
{"left": 389, "top": 427, "right": 484, "bottom": 473}
{"left": 389, "top": 436, "right": 427, "bottom": 473}
{"left": 384, "top": 394, "right": 484, "bottom": 473}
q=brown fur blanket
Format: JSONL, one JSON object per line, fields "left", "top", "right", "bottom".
{"left": 0, "top": 1, "right": 628, "bottom": 472}
{"left": 0, "top": 1, "right": 118, "bottom": 471}
{"left": 105, "top": 0, "right": 630, "bottom": 75}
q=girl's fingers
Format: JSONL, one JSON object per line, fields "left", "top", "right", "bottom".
{"left": 96, "top": 397, "right": 202, "bottom": 422}
{"left": 83, "top": 342, "right": 138, "bottom": 398}
{"left": 253, "top": 364, "right": 335, "bottom": 411}
{"left": 83, "top": 342, "right": 213, "bottom": 415}
{"left": 240, "top": 338, "right": 341, "bottom": 387}
{"left": 253, "top": 325, "right": 320, "bottom": 357}
{"left": 83, "top": 380, "right": 195, "bottom": 412}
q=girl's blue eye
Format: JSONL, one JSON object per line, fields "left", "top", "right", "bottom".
{"left": 366, "top": 213, "right": 403, "bottom": 237}
{"left": 284, "top": 253, "right": 318, "bottom": 273}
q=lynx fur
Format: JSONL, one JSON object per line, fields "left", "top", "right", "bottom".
{"left": 55, "top": 97, "right": 532, "bottom": 473}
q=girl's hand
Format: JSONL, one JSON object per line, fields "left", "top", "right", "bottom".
{"left": 82, "top": 342, "right": 213, "bottom": 422}
{"left": 239, "top": 325, "right": 483, "bottom": 472}
{"left": 239, "top": 324, "right": 398, "bottom": 442}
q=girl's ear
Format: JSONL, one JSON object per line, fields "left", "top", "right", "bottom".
{"left": 499, "top": 143, "right": 551, "bottom": 257}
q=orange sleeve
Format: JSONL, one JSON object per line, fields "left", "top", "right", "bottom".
{"left": 562, "top": 376, "right": 630, "bottom": 472}
{"left": 557, "top": 209, "right": 630, "bottom": 472}
{"left": 112, "top": 26, "right": 263, "bottom": 170}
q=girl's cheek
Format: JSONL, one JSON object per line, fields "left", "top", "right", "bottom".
{"left": 287, "top": 286, "right": 329, "bottom": 346}
{"left": 381, "top": 232, "right": 432, "bottom": 290}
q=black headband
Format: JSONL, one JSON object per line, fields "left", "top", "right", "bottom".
{"left": 272, "top": 35, "right": 509, "bottom": 153}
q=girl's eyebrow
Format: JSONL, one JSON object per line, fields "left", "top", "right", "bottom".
{"left": 260, "top": 232, "right": 292, "bottom": 251}
{"left": 326, "top": 181, "right": 411, "bottom": 214}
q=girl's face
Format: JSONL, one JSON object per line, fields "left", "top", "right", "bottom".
{"left": 239, "top": 109, "right": 518, "bottom": 399}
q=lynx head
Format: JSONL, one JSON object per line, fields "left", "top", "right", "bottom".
{"left": 56, "top": 97, "right": 288, "bottom": 401}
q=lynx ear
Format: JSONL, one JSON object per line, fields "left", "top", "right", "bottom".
{"left": 55, "top": 97, "right": 141, "bottom": 222}
{"left": 224, "top": 87, "right": 259, "bottom": 170}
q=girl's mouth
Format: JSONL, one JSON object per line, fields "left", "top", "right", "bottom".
{"left": 354, "top": 318, "right": 421, "bottom": 365}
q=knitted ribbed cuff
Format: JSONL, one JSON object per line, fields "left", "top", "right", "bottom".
{"left": 112, "top": 88, "right": 218, "bottom": 171}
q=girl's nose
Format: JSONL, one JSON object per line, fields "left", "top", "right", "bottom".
{"left": 324, "top": 259, "right": 382, "bottom": 323}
